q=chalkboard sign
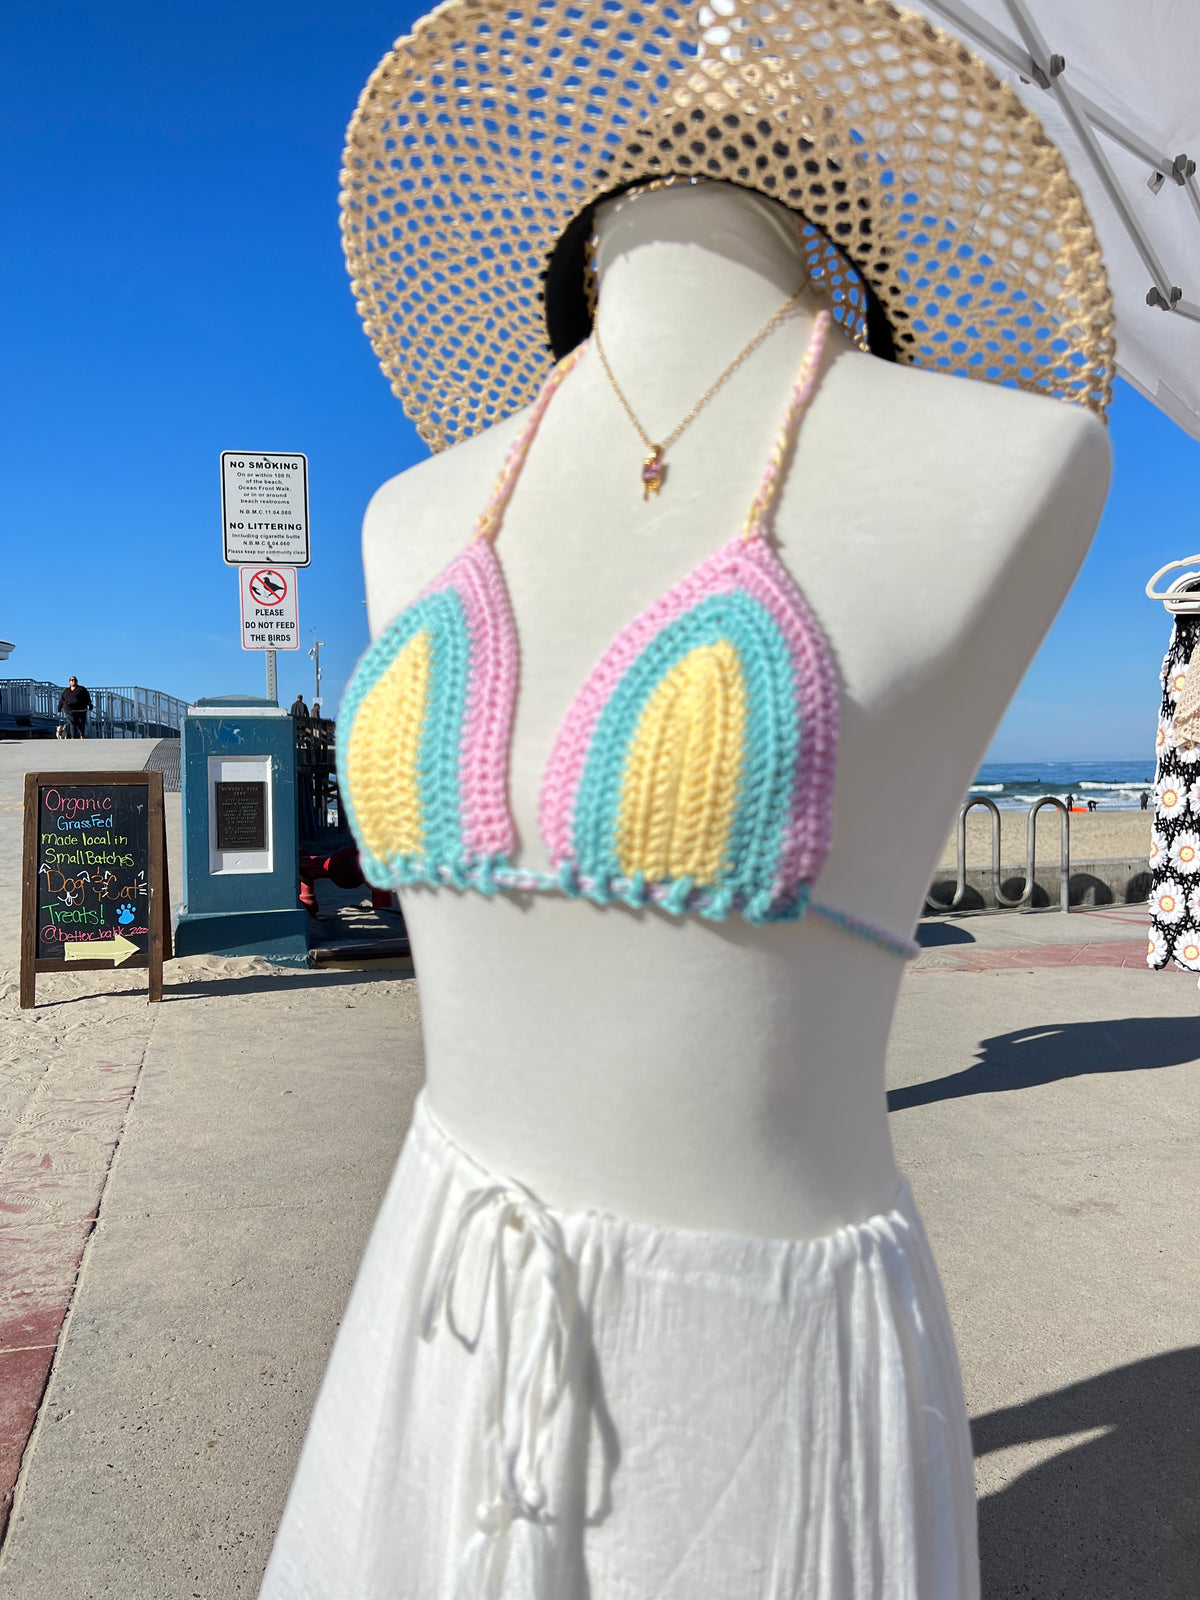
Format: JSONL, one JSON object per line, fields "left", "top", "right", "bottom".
{"left": 20, "top": 770, "right": 171, "bottom": 1008}
{"left": 214, "top": 780, "right": 267, "bottom": 851}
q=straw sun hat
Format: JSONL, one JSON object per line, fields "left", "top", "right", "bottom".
{"left": 339, "top": 0, "right": 1115, "bottom": 451}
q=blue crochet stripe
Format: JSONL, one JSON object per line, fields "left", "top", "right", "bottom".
{"left": 569, "top": 590, "right": 800, "bottom": 918}
{"left": 806, "top": 902, "right": 921, "bottom": 959}
{"left": 335, "top": 588, "right": 471, "bottom": 878}
{"left": 415, "top": 591, "right": 470, "bottom": 875}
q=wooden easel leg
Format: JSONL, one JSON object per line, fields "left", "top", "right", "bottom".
{"left": 20, "top": 773, "right": 38, "bottom": 1009}
{"left": 159, "top": 813, "right": 174, "bottom": 960}
{"left": 147, "top": 774, "right": 167, "bottom": 1002}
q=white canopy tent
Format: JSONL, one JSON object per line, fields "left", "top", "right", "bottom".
{"left": 914, "top": 0, "right": 1200, "bottom": 438}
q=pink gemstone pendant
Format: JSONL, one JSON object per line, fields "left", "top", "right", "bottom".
{"left": 641, "top": 446, "right": 664, "bottom": 500}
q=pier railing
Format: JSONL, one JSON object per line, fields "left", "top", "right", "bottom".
{"left": 0, "top": 679, "right": 187, "bottom": 739}
{"left": 926, "top": 796, "right": 1071, "bottom": 915}
{"left": 295, "top": 714, "right": 343, "bottom": 844}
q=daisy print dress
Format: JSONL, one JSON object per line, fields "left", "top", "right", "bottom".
{"left": 1149, "top": 614, "right": 1200, "bottom": 973}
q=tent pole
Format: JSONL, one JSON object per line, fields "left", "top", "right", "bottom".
{"left": 1004, "top": 0, "right": 1177, "bottom": 298}
{"left": 923, "top": 0, "right": 1197, "bottom": 318}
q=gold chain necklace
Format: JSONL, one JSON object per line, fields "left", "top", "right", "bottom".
{"left": 592, "top": 288, "right": 804, "bottom": 500}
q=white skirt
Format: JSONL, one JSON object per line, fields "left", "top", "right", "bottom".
{"left": 260, "top": 1094, "right": 979, "bottom": 1600}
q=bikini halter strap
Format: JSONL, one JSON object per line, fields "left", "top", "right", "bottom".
{"left": 473, "top": 343, "right": 587, "bottom": 543}
{"left": 741, "top": 308, "right": 830, "bottom": 544}
{"left": 473, "top": 306, "right": 831, "bottom": 545}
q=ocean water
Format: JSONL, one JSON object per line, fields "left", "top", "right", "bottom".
{"left": 969, "top": 760, "right": 1156, "bottom": 812}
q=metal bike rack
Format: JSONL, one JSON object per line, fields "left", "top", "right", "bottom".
{"left": 926, "top": 796, "right": 1002, "bottom": 913}
{"left": 1017, "top": 797, "right": 1072, "bottom": 915}
{"left": 926, "top": 794, "right": 1071, "bottom": 915}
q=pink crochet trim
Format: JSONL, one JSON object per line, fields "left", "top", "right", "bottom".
{"left": 337, "top": 310, "right": 913, "bottom": 941}
{"left": 541, "top": 312, "right": 837, "bottom": 884}
{"left": 538, "top": 534, "right": 838, "bottom": 883}
{"left": 735, "top": 537, "right": 838, "bottom": 891}
{"left": 422, "top": 541, "right": 519, "bottom": 861}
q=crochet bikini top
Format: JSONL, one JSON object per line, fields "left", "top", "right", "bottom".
{"left": 338, "top": 311, "right": 917, "bottom": 958}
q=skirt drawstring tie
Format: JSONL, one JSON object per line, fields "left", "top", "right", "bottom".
{"left": 420, "top": 1179, "right": 579, "bottom": 1596}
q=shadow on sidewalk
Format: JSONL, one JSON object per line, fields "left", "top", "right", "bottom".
{"left": 163, "top": 966, "right": 414, "bottom": 1000}
{"left": 888, "top": 1017, "right": 1200, "bottom": 1110}
{"left": 9, "top": 965, "right": 414, "bottom": 1008}
{"left": 916, "top": 921, "right": 977, "bottom": 947}
{"left": 974, "top": 1346, "right": 1200, "bottom": 1598}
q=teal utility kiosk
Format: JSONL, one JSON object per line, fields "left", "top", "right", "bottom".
{"left": 174, "top": 696, "right": 309, "bottom": 965}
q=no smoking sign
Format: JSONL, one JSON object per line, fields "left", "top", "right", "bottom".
{"left": 239, "top": 565, "right": 299, "bottom": 651}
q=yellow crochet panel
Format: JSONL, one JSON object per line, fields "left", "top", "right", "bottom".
{"left": 344, "top": 628, "right": 430, "bottom": 863}
{"left": 616, "top": 640, "right": 746, "bottom": 885}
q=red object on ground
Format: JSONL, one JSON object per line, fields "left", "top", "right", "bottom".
{"left": 0, "top": 1061, "right": 141, "bottom": 1544}
{"left": 299, "top": 847, "right": 393, "bottom": 912}
{"left": 913, "top": 938, "right": 1173, "bottom": 973}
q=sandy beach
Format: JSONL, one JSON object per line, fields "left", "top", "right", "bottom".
{"left": 938, "top": 807, "right": 1152, "bottom": 870}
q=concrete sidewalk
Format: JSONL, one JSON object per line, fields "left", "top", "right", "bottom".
{"left": 915, "top": 902, "right": 1160, "bottom": 972}
{"left": 1, "top": 956, "right": 422, "bottom": 1597}
{"left": 0, "top": 743, "right": 1197, "bottom": 1597}
{"left": 889, "top": 964, "right": 1199, "bottom": 1596}
{"left": 919, "top": 899, "right": 1150, "bottom": 948}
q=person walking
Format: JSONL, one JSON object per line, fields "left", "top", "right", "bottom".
{"left": 1141, "top": 790, "right": 1150, "bottom": 810}
{"left": 57, "top": 676, "right": 92, "bottom": 738}
{"left": 289, "top": 693, "right": 310, "bottom": 719}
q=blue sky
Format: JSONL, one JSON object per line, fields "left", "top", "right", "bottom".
{"left": 2, "top": 0, "right": 1196, "bottom": 760}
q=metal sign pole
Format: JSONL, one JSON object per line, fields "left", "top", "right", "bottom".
{"left": 265, "top": 648, "right": 277, "bottom": 704}
{"left": 308, "top": 637, "right": 325, "bottom": 710}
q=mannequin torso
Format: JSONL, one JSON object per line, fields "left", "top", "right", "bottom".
{"left": 359, "top": 184, "right": 1111, "bottom": 1239}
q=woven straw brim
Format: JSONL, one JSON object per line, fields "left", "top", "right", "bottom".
{"left": 340, "top": 0, "right": 1115, "bottom": 452}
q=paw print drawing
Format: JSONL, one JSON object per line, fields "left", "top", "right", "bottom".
{"left": 117, "top": 904, "right": 135, "bottom": 925}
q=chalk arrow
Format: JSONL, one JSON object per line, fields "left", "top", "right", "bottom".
{"left": 64, "top": 934, "right": 139, "bottom": 967}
